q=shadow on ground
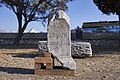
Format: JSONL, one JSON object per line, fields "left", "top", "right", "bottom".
{"left": 93, "top": 50, "right": 120, "bottom": 55}
{"left": 13, "top": 53, "right": 41, "bottom": 58}
{"left": 12, "top": 50, "right": 120, "bottom": 59}
{"left": 0, "top": 67, "right": 34, "bottom": 74}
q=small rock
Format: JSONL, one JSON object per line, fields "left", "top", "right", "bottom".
{"left": 49, "top": 76, "right": 54, "bottom": 79}
{"left": 103, "top": 75, "right": 108, "bottom": 78}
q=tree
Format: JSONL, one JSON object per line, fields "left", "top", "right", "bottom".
{"left": 93, "top": 0, "right": 120, "bottom": 22}
{"left": 0, "top": 0, "right": 73, "bottom": 44}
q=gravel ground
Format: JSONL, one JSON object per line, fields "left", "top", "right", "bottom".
{"left": 0, "top": 49, "right": 120, "bottom": 80}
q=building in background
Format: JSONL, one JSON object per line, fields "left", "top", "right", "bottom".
{"left": 82, "top": 21, "right": 120, "bottom": 33}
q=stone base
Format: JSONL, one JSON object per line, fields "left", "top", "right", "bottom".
{"left": 35, "top": 52, "right": 75, "bottom": 76}
{"left": 35, "top": 67, "right": 75, "bottom": 76}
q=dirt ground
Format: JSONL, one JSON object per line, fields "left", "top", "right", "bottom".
{"left": 0, "top": 49, "right": 120, "bottom": 80}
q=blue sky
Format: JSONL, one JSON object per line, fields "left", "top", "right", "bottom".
{"left": 0, "top": 0, "right": 118, "bottom": 32}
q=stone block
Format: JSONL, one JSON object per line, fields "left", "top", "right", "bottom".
{"left": 71, "top": 41, "right": 92, "bottom": 57}
{"left": 38, "top": 41, "right": 92, "bottom": 57}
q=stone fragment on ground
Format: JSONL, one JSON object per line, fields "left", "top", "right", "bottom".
{"left": 38, "top": 41, "right": 92, "bottom": 57}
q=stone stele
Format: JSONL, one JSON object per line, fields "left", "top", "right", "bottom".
{"left": 47, "top": 10, "right": 76, "bottom": 70}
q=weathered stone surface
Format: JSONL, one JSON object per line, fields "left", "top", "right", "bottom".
{"left": 56, "top": 10, "right": 70, "bottom": 25}
{"left": 71, "top": 41, "right": 92, "bottom": 57}
{"left": 48, "top": 10, "right": 70, "bottom": 26}
{"left": 38, "top": 41, "right": 92, "bottom": 57}
{"left": 38, "top": 41, "right": 48, "bottom": 53}
{"left": 47, "top": 10, "right": 76, "bottom": 70}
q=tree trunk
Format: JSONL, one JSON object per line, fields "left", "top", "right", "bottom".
{"left": 14, "top": 11, "right": 29, "bottom": 44}
{"left": 14, "top": 21, "right": 28, "bottom": 44}
{"left": 14, "top": 10, "right": 22, "bottom": 44}
{"left": 13, "top": 1, "right": 28, "bottom": 44}
{"left": 14, "top": 30, "right": 23, "bottom": 44}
